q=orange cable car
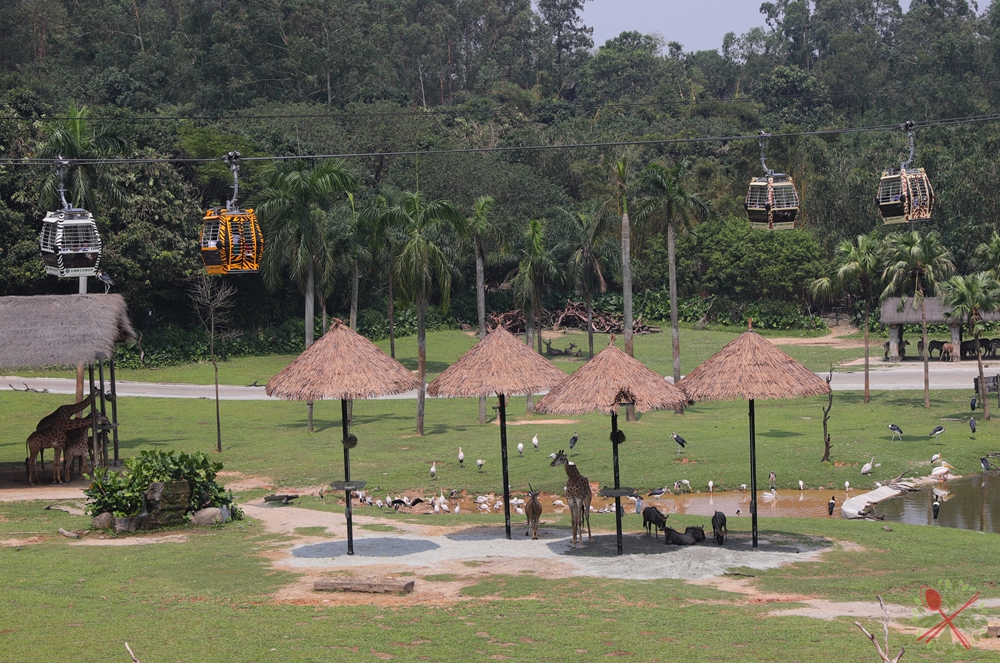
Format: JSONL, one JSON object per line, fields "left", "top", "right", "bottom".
{"left": 200, "top": 152, "right": 263, "bottom": 275}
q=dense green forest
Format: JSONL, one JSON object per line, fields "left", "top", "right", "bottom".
{"left": 2, "top": 0, "right": 999, "bottom": 357}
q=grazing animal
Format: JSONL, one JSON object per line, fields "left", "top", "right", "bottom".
{"left": 35, "top": 394, "right": 95, "bottom": 432}
{"left": 458, "top": 447, "right": 464, "bottom": 468}
{"left": 26, "top": 417, "right": 95, "bottom": 484}
{"left": 711, "top": 511, "right": 727, "bottom": 545}
{"left": 930, "top": 425, "right": 945, "bottom": 439}
{"left": 939, "top": 342, "right": 954, "bottom": 361}
{"left": 532, "top": 434, "right": 539, "bottom": 451}
{"left": 919, "top": 339, "right": 946, "bottom": 357}
{"left": 63, "top": 413, "right": 109, "bottom": 481}
{"left": 686, "top": 525, "right": 706, "bottom": 543}
{"left": 476, "top": 459, "right": 485, "bottom": 472}
{"left": 550, "top": 450, "right": 593, "bottom": 548}
{"left": 642, "top": 506, "right": 668, "bottom": 538}
{"left": 517, "top": 442, "right": 524, "bottom": 457}
{"left": 861, "top": 457, "right": 875, "bottom": 475}
{"left": 888, "top": 423, "right": 903, "bottom": 441}
{"left": 568, "top": 431, "right": 579, "bottom": 451}
{"left": 883, "top": 340, "right": 910, "bottom": 359}
{"left": 664, "top": 527, "right": 696, "bottom": 546}
{"left": 525, "top": 486, "right": 542, "bottom": 539}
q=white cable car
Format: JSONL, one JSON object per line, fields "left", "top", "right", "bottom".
{"left": 877, "top": 121, "right": 934, "bottom": 225}
{"left": 39, "top": 158, "right": 102, "bottom": 277}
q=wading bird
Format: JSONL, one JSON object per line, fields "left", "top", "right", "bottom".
{"left": 430, "top": 462, "right": 436, "bottom": 480}
{"left": 568, "top": 431, "right": 579, "bottom": 450}
{"left": 458, "top": 447, "right": 464, "bottom": 468}
{"left": 931, "top": 453, "right": 942, "bottom": 463}
{"left": 983, "top": 457, "right": 992, "bottom": 472}
{"left": 861, "top": 457, "right": 875, "bottom": 475}
{"left": 768, "top": 471, "right": 777, "bottom": 490}
{"left": 318, "top": 485, "right": 325, "bottom": 500}
{"left": 828, "top": 496, "right": 836, "bottom": 515}
{"left": 845, "top": 481, "right": 851, "bottom": 492}
{"left": 930, "top": 425, "right": 945, "bottom": 439}
{"left": 888, "top": 423, "right": 903, "bottom": 441}
{"left": 517, "top": 442, "right": 524, "bottom": 457}
{"left": 972, "top": 396, "right": 977, "bottom": 411}
{"left": 532, "top": 434, "right": 539, "bottom": 452}
{"left": 708, "top": 480, "right": 714, "bottom": 493}
{"left": 476, "top": 459, "right": 485, "bottom": 472}
{"left": 970, "top": 417, "right": 977, "bottom": 436}
{"left": 648, "top": 486, "right": 668, "bottom": 498}
{"left": 932, "top": 499, "right": 941, "bottom": 519}
{"left": 672, "top": 432, "right": 687, "bottom": 453}
{"left": 799, "top": 480, "right": 804, "bottom": 491}
{"left": 97, "top": 269, "right": 114, "bottom": 293}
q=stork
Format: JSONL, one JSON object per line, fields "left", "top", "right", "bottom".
{"left": 517, "top": 442, "right": 524, "bottom": 457}
{"left": 532, "top": 434, "right": 539, "bottom": 452}
{"left": 568, "top": 431, "right": 579, "bottom": 451}
{"left": 672, "top": 432, "right": 687, "bottom": 454}
{"left": 476, "top": 459, "right": 485, "bottom": 472}
{"left": 828, "top": 496, "right": 836, "bottom": 515}
{"left": 96, "top": 269, "right": 114, "bottom": 294}
{"left": 768, "top": 471, "right": 777, "bottom": 490}
{"left": 458, "top": 447, "right": 464, "bottom": 468}
{"left": 430, "top": 462, "right": 437, "bottom": 480}
{"left": 708, "top": 480, "right": 714, "bottom": 493}
{"left": 930, "top": 425, "right": 945, "bottom": 439}
{"left": 888, "top": 423, "right": 903, "bottom": 441}
{"left": 970, "top": 417, "right": 977, "bottom": 436}
{"left": 798, "top": 480, "right": 804, "bottom": 491}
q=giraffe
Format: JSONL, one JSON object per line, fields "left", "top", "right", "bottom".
{"left": 550, "top": 450, "right": 592, "bottom": 548}
{"left": 33, "top": 394, "right": 94, "bottom": 468}
{"left": 63, "top": 414, "right": 109, "bottom": 481}
{"left": 26, "top": 417, "right": 95, "bottom": 484}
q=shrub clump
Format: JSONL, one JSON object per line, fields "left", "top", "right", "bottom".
{"left": 84, "top": 450, "right": 242, "bottom": 520}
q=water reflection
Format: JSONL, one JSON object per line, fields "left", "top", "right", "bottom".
{"left": 878, "top": 471, "right": 1000, "bottom": 533}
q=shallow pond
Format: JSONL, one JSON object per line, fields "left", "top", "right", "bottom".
{"left": 877, "top": 471, "right": 1000, "bottom": 533}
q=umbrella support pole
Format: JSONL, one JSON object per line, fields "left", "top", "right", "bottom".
{"left": 342, "top": 399, "right": 354, "bottom": 555}
{"left": 499, "top": 394, "right": 512, "bottom": 539}
{"left": 611, "top": 411, "right": 623, "bottom": 555}
{"left": 749, "top": 399, "right": 758, "bottom": 549}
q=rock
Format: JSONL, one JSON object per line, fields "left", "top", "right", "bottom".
{"left": 114, "top": 516, "right": 136, "bottom": 533}
{"left": 191, "top": 507, "right": 224, "bottom": 526}
{"left": 136, "top": 480, "right": 190, "bottom": 530}
{"left": 91, "top": 512, "right": 113, "bottom": 529}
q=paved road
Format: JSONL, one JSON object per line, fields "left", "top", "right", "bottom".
{"left": 6, "top": 361, "right": 999, "bottom": 400}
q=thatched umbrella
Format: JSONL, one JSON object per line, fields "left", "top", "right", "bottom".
{"left": 267, "top": 320, "right": 419, "bottom": 554}
{"left": 427, "top": 326, "right": 567, "bottom": 538}
{"left": 535, "top": 339, "right": 687, "bottom": 554}
{"left": 677, "top": 329, "right": 830, "bottom": 549}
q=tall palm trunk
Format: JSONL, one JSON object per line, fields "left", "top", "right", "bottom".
{"left": 416, "top": 295, "right": 427, "bottom": 435}
{"left": 621, "top": 211, "right": 635, "bottom": 421}
{"left": 586, "top": 290, "right": 594, "bottom": 359}
{"left": 306, "top": 260, "right": 315, "bottom": 432}
{"left": 863, "top": 298, "right": 870, "bottom": 403}
{"left": 476, "top": 240, "right": 487, "bottom": 423}
{"left": 667, "top": 220, "right": 680, "bottom": 384}
{"left": 535, "top": 284, "right": 544, "bottom": 354}
{"left": 322, "top": 298, "right": 328, "bottom": 334}
{"left": 350, "top": 257, "right": 359, "bottom": 329}
{"left": 388, "top": 276, "right": 396, "bottom": 359}
{"left": 920, "top": 288, "right": 929, "bottom": 409}
{"left": 975, "top": 332, "right": 991, "bottom": 421}
{"left": 525, "top": 307, "right": 535, "bottom": 414}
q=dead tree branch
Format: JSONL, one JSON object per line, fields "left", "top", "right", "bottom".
{"left": 854, "top": 595, "right": 904, "bottom": 663}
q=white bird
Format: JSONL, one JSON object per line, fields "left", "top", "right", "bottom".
{"left": 739, "top": 484, "right": 748, "bottom": 492}
{"left": 874, "top": 482, "right": 882, "bottom": 489}
{"left": 458, "top": 447, "right": 464, "bottom": 468}
{"left": 931, "top": 453, "right": 942, "bottom": 463}
{"left": 861, "top": 457, "right": 874, "bottom": 475}
{"left": 515, "top": 506, "right": 524, "bottom": 515}
{"left": 680, "top": 479, "right": 691, "bottom": 491}
{"left": 430, "top": 462, "right": 437, "bottom": 480}
{"left": 454, "top": 504, "right": 460, "bottom": 514}
{"left": 931, "top": 462, "right": 955, "bottom": 479}
{"left": 845, "top": 481, "right": 851, "bottom": 492}
{"left": 433, "top": 500, "right": 440, "bottom": 514}
{"left": 708, "top": 480, "right": 714, "bottom": 492}
{"left": 493, "top": 501, "right": 503, "bottom": 511}
{"left": 475, "top": 495, "right": 489, "bottom": 503}
{"left": 532, "top": 434, "right": 539, "bottom": 451}
{"left": 735, "top": 508, "right": 742, "bottom": 516}
{"left": 760, "top": 489, "right": 778, "bottom": 502}
{"left": 476, "top": 459, "right": 485, "bottom": 472}
{"left": 478, "top": 503, "right": 490, "bottom": 512}
{"left": 798, "top": 480, "right": 804, "bottom": 491}
{"left": 318, "top": 485, "right": 326, "bottom": 500}
{"left": 517, "top": 442, "right": 524, "bottom": 457}
{"left": 552, "top": 499, "right": 566, "bottom": 508}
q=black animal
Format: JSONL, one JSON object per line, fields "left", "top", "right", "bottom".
{"left": 686, "top": 525, "right": 706, "bottom": 543}
{"left": 711, "top": 511, "right": 727, "bottom": 545}
{"left": 642, "top": 506, "right": 668, "bottom": 538}
{"left": 664, "top": 527, "right": 696, "bottom": 546}
{"left": 961, "top": 340, "right": 983, "bottom": 359}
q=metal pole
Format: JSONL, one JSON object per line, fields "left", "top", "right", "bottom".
{"left": 89, "top": 364, "right": 99, "bottom": 469}
{"left": 342, "top": 398, "right": 354, "bottom": 555}
{"left": 611, "top": 410, "right": 623, "bottom": 555}
{"left": 108, "top": 353, "right": 119, "bottom": 464}
{"left": 499, "top": 393, "right": 512, "bottom": 539}
{"left": 749, "top": 399, "right": 758, "bottom": 549}
{"left": 98, "top": 356, "right": 108, "bottom": 466}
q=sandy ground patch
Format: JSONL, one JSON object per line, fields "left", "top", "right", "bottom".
{"left": 217, "top": 470, "right": 275, "bottom": 491}
{"left": 493, "top": 418, "right": 579, "bottom": 426}
{"left": 1, "top": 536, "right": 46, "bottom": 547}
{"left": 72, "top": 533, "right": 188, "bottom": 546}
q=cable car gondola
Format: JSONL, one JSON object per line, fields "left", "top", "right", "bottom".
{"left": 39, "top": 157, "right": 102, "bottom": 278}
{"left": 877, "top": 120, "right": 934, "bottom": 225}
{"left": 745, "top": 132, "right": 800, "bottom": 230}
{"left": 200, "top": 152, "right": 263, "bottom": 275}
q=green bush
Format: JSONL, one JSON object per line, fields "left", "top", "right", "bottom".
{"left": 84, "top": 450, "right": 242, "bottom": 519}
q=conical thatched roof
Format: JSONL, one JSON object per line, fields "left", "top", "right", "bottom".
{"left": 427, "top": 326, "right": 567, "bottom": 398}
{"left": 0, "top": 294, "right": 135, "bottom": 369}
{"left": 266, "top": 321, "right": 420, "bottom": 401}
{"left": 678, "top": 331, "right": 830, "bottom": 402}
{"left": 534, "top": 342, "right": 687, "bottom": 415}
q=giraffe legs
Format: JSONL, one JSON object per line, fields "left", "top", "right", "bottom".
{"left": 583, "top": 493, "right": 593, "bottom": 542}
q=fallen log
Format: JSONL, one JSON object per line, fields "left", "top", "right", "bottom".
{"left": 263, "top": 494, "right": 299, "bottom": 504}
{"left": 57, "top": 527, "right": 80, "bottom": 539}
{"left": 314, "top": 578, "right": 415, "bottom": 594}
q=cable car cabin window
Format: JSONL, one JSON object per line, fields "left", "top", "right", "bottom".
{"left": 39, "top": 209, "right": 102, "bottom": 277}
{"left": 771, "top": 182, "right": 799, "bottom": 209}
{"left": 200, "top": 209, "right": 262, "bottom": 275}
{"left": 877, "top": 168, "right": 933, "bottom": 225}
{"left": 745, "top": 175, "right": 799, "bottom": 230}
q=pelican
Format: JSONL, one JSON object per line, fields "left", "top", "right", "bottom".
{"left": 930, "top": 462, "right": 955, "bottom": 480}
{"left": 475, "top": 495, "right": 489, "bottom": 503}
{"left": 552, "top": 499, "right": 566, "bottom": 508}
{"left": 478, "top": 503, "right": 490, "bottom": 512}
{"left": 532, "top": 434, "right": 539, "bottom": 451}
{"left": 454, "top": 504, "right": 460, "bottom": 514}
{"left": 515, "top": 506, "right": 524, "bottom": 515}
{"left": 888, "top": 423, "right": 903, "bottom": 441}
{"left": 458, "top": 447, "right": 464, "bottom": 468}
{"left": 739, "top": 484, "right": 748, "bottom": 492}
{"left": 517, "top": 442, "right": 524, "bottom": 457}
{"left": 760, "top": 489, "right": 777, "bottom": 502}
{"left": 672, "top": 432, "right": 687, "bottom": 453}
{"left": 861, "top": 457, "right": 875, "bottom": 475}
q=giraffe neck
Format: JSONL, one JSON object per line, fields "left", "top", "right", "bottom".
{"left": 563, "top": 463, "right": 585, "bottom": 486}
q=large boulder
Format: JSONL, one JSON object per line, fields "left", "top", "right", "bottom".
{"left": 91, "top": 512, "right": 113, "bottom": 529}
{"left": 190, "top": 507, "right": 225, "bottom": 526}
{"left": 135, "top": 480, "right": 191, "bottom": 530}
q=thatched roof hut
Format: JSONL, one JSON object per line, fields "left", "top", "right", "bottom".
{"left": 427, "top": 326, "right": 566, "bottom": 398}
{"left": 535, "top": 342, "right": 687, "bottom": 415}
{"left": 677, "top": 331, "right": 829, "bottom": 402}
{"left": 0, "top": 294, "right": 135, "bottom": 370}
{"left": 266, "top": 321, "right": 419, "bottom": 401}
{"left": 880, "top": 296, "right": 1000, "bottom": 325}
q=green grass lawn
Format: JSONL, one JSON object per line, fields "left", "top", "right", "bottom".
{"left": 5, "top": 323, "right": 865, "bottom": 386}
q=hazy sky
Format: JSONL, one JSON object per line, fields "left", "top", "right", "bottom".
{"left": 582, "top": 0, "right": 916, "bottom": 54}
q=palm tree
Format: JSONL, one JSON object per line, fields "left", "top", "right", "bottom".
{"left": 810, "top": 234, "right": 883, "bottom": 403}
{"left": 468, "top": 195, "right": 505, "bottom": 423}
{"left": 511, "top": 218, "right": 562, "bottom": 413}
{"left": 383, "top": 191, "right": 467, "bottom": 435}
{"left": 637, "top": 162, "right": 710, "bottom": 384}
{"left": 557, "top": 205, "right": 615, "bottom": 359}
{"left": 254, "top": 159, "right": 357, "bottom": 431}
{"left": 364, "top": 191, "right": 404, "bottom": 358}
{"left": 612, "top": 157, "right": 635, "bottom": 358}
{"left": 974, "top": 231, "right": 1000, "bottom": 276}
{"left": 942, "top": 272, "right": 1000, "bottom": 421}
{"left": 37, "top": 101, "right": 129, "bottom": 213}
{"left": 881, "top": 231, "right": 955, "bottom": 409}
